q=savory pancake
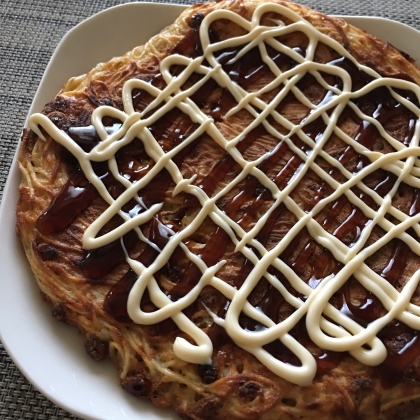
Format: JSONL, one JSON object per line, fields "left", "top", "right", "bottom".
{"left": 16, "top": 0, "right": 420, "bottom": 418}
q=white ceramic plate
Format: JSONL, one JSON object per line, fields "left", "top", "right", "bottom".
{"left": 1, "top": 4, "right": 420, "bottom": 420}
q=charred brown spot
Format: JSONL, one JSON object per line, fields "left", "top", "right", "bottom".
{"left": 355, "top": 377, "right": 373, "bottom": 390}
{"left": 197, "top": 399, "right": 223, "bottom": 420}
{"left": 168, "top": 266, "right": 183, "bottom": 283}
{"left": 238, "top": 381, "right": 261, "bottom": 401}
{"left": 35, "top": 243, "right": 58, "bottom": 261}
{"left": 103, "top": 97, "right": 113, "bottom": 106}
{"left": 48, "top": 111, "right": 69, "bottom": 131}
{"left": 198, "top": 364, "right": 218, "bottom": 384}
{"left": 43, "top": 95, "right": 91, "bottom": 130}
{"left": 51, "top": 303, "right": 67, "bottom": 322}
{"left": 88, "top": 94, "right": 104, "bottom": 108}
{"left": 43, "top": 96, "right": 70, "bottom": 114}
{"left": 304, "top": 399, "right": 320, "bottom": 409}
{"left": 190, "top": 13, "right": 204, "bottom": 28}
{"left": 281, "top": 397, "right": 297, "bottom": 407}
{"left": 122, "top": 374, "right": 152, "bottom": 397}
{"left": 84, "top": 337, "right": 109, "bottom": 361}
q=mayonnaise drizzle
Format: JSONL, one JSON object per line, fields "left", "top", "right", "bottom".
{"left": 29, "top": 3, "right": 420, "bottom": 386}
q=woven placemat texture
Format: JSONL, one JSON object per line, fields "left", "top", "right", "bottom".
{"left": 1, "top": 0, "right": 420, "bottom": 419}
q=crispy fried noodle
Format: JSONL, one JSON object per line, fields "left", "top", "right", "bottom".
{"left": 16, "top": 0, "right": 420, "bottom": 419}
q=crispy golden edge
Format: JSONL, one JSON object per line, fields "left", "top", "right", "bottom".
{"left": 59, "top": 0, "right": 420, "bottom": 99}
{"left": 16, "top": 1, "right": 420, "bottom": 419}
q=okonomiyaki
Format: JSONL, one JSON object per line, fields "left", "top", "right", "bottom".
{"left": 16, "top": 0, "right": 420, "bottom": 418}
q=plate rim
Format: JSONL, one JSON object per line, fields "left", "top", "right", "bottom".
{"left": 1, "top": 4, "right": 420, "bottom": 420}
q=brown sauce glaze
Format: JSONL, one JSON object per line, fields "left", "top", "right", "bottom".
{"left": 380, "top": 239, "right": 409, "bottom": 287}
{"left": 207, "top": 323, "right": 234, "bottom": 350}
{"left": 174, "top": 28, "right": 204, "bottom": 58}
{"left": 37, "top": 123, "right": 122, "bottom": 236}
{"left": 103, "top": 268, "right": 138, "bottom": 323}
{"left": 104, "top": 218, "right": 172, "bottom": 322}
{"left": 216, "top": 45, "right": 298, "bottom": 90}
{"left": 37, "top": 170, "right": 97, "bottom": 236}
{"left": 262, "top": 320, "right": 342, "bottom": 373}
{"left": 169, "top": 228, "right": 231, "bottom": 299}
{"left": 336, "top": 238, "right": 416, "bottom": 387}
{"left": 38, "top": 17, "right": 420, "bottom": 382}
{"left": 132, "top": 73, "right": 165, "bottom": 113}
{"left": 340, "top": 281, "right": 384, "bottom": 327}
{"left": 78, "top": 169, "right": 173, "bottom": 280}
{"left": 377, "top": 323, "right": 420, "bottom": 387}
{"left": 410, "top": 189, "right": 420, "bottom": 216}
{"left": 79, "top": 230, "right": 139, "bottom": 280}
{"left": 68, "top": 123, "right": 122, "bottom": 152}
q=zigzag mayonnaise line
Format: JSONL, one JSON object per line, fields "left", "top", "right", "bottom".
{"left": 29, "top": 3, "right": 420, "bottom": 386}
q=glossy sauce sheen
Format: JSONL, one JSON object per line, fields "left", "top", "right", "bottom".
{"left": 29, "top": 3, "right": 420, "bottom": 386}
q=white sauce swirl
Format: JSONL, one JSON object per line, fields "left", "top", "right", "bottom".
{"left": 29, "top": 3, "right": 420, "bottom": 386}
